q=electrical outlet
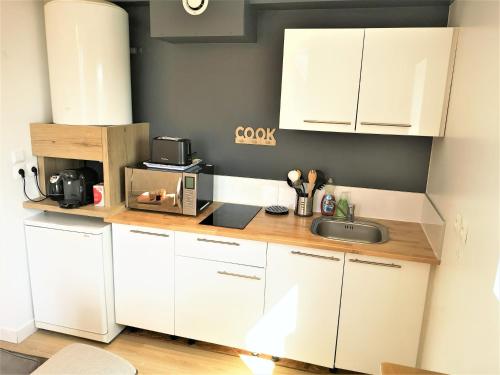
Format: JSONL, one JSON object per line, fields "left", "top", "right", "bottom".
{"left": 25, "top": 158, "right": 38, "bottom": 177}
{"left": 12, "top": 164, "right": 24, "bottom": 180}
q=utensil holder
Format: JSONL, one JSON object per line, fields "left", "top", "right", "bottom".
{"left": 295, "top": 196, "right": 313, "bottom": 217}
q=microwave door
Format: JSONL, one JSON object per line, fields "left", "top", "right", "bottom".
{"left": 128, "top": 169, "right": 183, "bottom": 214}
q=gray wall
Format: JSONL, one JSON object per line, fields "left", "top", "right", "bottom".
{"left": 124, "top": 3, "right": 449, "bottom": 192}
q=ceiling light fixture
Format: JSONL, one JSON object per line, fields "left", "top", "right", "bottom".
{"left": 182, "top": 0, "right": 209, "bottom": 16}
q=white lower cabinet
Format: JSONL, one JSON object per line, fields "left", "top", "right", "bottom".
{"left": 110, "top": 225, "right": 431, "bottom": 370}
{"left": 175, "top": 256, "right": 265, "bottom": 351}
{"left": 335, "top": 254, "right": 431, "bottom": 374}
{"left": 259, "top": 244, "right": 345, "bottom": 368}
{"left": 112, "top": 224, "right": 175, "bottom": 334}
{"left": 25, "top": 213, "right": 122, "bottom": 343}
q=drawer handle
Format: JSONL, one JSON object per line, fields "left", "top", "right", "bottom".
{"left": 360, "top": 121, "right": 412, "bottom": 128}
{"left": 349, "top": 258, "right": 402, "bottom": 268}
{"left": 217, "top": 271, "right": 261, "bottom": 280}
{"left": 130, "top": 229, "right": 170, "bottom": 238}
{"left": 197, "top": 238, "right": 240, "bottom": 246}
{"left": 304, "top": 119, "right": 351, "bottom": 125}
{"left": 291, "top": 250, "right": 340, "bottom": 261}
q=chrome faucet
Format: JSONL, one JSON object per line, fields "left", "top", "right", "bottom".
{"left": 335, "top": 202, "right": 355, "bottom": 222}
{"left": 347, "top": 203, "right": 355, "bottom": 222}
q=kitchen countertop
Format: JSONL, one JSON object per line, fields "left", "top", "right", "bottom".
{"left": 105, "top": 202, "right": 440, "bottom": 265}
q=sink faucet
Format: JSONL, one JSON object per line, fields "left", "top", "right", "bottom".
{"left": 335, "top": 202, "right": 355, "bottom": 222}
{"left": 347, "top": 203, "right": 355, "bottom": 222}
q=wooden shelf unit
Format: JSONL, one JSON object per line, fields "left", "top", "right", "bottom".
{"left": 27, "top": 122, "right": 149, "bottom": 217}
{"left": 23, "top": 200, "right": 125, "bottom": 219}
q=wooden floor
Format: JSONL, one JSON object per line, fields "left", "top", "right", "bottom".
{"left": 0, "top": 328, "right": 343, "bottom": 375}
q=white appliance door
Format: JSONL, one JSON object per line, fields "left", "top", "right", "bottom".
{"left": 25, "top": 225, "right": 108, "bottom": 335}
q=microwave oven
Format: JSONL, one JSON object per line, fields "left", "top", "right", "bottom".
{"left": 125, "top": 164, "right": 214, "bottom": 216}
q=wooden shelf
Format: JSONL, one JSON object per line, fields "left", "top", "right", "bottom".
{"left": 23, "top": 199, "right": 125, "bottom": 219}
{"left": 26, "top": 122, "right": 149, "bottom": 218}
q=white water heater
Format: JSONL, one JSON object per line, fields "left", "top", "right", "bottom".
{"left": 44, "top": 0, "right": 132, "bottom": 125}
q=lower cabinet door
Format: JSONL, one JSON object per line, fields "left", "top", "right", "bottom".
{"left": 26, "top": 226, "right": 108, "bottom": 335}
{"left": 335, "top": 254, "right": 430, "bottom": 374}
{"left": 112, "top": 224, "right": 175, "bottom": 334}
{"left": 175, "top": 256, "right": 265, "bottom": 351}
{"left": 257, "top": 244, "right": 344, "bottom": 368}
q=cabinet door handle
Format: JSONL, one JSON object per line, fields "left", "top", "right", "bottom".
{"left": 130, "top": 229, "right": 170, "bottom": 238}
{"left": 349, "top": 258, "right": 402, "bottom": 268}
{"left": 291, "top": 250, "right": 340, "bottom": 261}
{"left": 360, "top": 121, "right": 412, "bottom": 128}
{"left": 197, "top": 238, "right": 240, "bottom": 246}
{"left": 217, "top": 271, "right": 261, "bottom": 280}
{"left": 304, "top": 119, "right": 351, "bottom": 125}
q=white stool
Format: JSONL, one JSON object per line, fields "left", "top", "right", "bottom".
{"left": 32, "top": 343, "right": 136, "bottom": 375}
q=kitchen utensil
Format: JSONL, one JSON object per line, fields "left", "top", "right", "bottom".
{"left": 287, "top": 177, "right": 303, "bottom": 196}
{"left": 296, "top": 169, "right": 306, "bottom": 192}
{"left": 313, "top": 170, "right": 327, "bottom": 195}
{"left": 307, "top": 170, "right": 317, "bottom": 198}
{"left": 288, "top": 170, "right": 300, "bottom": 184}
{"left": 288, "top": 169, "right": 306, "bottom": 195}
{"left": 295, "top": 196, "right": 313, "bottom": 217}
{"left": 265, "top": 206, "right": 289, "bottom": 215}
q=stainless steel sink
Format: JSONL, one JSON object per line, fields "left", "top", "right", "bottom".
{"left": 311, "top": 217, "right": 389, "bottom": 244}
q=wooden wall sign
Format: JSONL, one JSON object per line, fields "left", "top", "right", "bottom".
{"left": 235, "top": 126, "right": 276, "bottom": 146}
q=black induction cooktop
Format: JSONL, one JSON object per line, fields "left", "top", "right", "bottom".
{"left": 199, "top": 203, "right": 261, "bottom": 230}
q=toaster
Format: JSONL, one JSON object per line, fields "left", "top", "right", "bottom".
{"left": 151, "top": 137, "right": 192, "bottom": 166}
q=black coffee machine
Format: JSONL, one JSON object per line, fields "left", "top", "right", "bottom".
{"left": 54, "top": 167, "right": 99, "bottom": 208}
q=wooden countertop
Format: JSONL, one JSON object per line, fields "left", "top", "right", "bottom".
{"left": 105, "top": 203, "right": 440, "bottom": 265}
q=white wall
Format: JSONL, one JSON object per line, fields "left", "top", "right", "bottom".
{"left": 419, "top": 1, "right": 500, "bottom": 374}
{"left": 0, "top": 0, "right": 52, "bottom": 342}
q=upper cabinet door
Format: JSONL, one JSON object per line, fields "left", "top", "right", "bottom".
{"left": 279, "top": 29, "right": 364, "bottom": 133}
{"left": 356, "top": 28, "right": 457, "bottom": 136}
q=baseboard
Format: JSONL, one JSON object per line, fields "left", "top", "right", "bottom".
{"left": 0, "top": 320, "right": 37, "bottom": 343}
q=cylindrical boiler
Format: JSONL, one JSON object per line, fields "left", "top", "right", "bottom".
{"left": 44, "top": 0, "right": 132, "bottom": 125}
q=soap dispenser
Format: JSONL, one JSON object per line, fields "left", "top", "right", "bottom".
{"left": 321, "top": 178, "right": 336, "bottom": 216}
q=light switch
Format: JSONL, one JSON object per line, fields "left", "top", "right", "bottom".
{"left": 11, "top": 149, "right": 25, "bottom": 164}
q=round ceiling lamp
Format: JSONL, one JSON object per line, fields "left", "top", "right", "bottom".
{"left": 182, "top": 0, "right": 209, "bottom": 16}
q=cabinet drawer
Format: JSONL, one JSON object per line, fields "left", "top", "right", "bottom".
{"left": 113, "top": 223, "right": 174, "bottom": 242}
{"left": 30, "top": 123, "right": 103, "bottom": 161}
{"left": 175, "top": 231, "right": 267, "bottom": 267}
{"left": 175, "top": 256, "right": 265, "bottom": 351}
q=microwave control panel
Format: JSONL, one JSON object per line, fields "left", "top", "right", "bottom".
{"left": 183, "top": 175, "right": 196, "bottom": 215}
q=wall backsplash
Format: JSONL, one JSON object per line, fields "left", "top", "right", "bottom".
{"left": 123, "top": 3, "right": 449, "bottom": 192}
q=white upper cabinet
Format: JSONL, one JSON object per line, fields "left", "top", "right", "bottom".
{"left": 356, "top": 28, "right": 457, "bottom": 136}
{"left": 279, "top": 29, "right": 364, "bottom": 133}
{"left": 279, "top": 27, "right": 457, "bottom": 137}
